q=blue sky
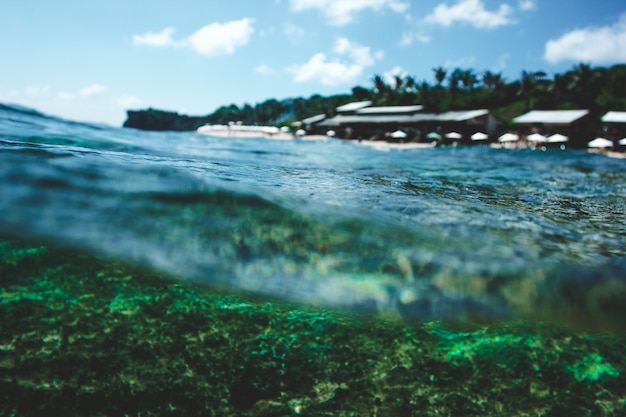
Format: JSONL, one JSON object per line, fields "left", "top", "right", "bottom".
{"left": 1, "top": 0, "right": 625, "bottom": 126}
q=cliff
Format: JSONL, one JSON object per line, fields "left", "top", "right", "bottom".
{"left": 123, "top": 108, "right": 208, "bottom": 131}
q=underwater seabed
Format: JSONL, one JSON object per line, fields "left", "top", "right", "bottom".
{"left": 1, "top": 239, "right": 625, "bottom": 417}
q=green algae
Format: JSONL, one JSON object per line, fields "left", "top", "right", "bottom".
{"left": 1, "top": 238, "right": 626, "bottom": 417}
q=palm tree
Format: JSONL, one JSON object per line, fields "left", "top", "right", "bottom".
{"left": 548, "top": 73, "right": 571, "bottom": 105}
{"left": 518, "top": 70, "right": 540, "bottom": 111}
{"left": 405, "top": 75, "right": 417, "bottom": 93}
{"left": 569, "top": 63, "right": 602, "bottom": 107}
{"left": 433, "top": 66, "right": 447, "bottom": 86}
{"left": 448, "top": 68, "right": 463, "bottom": 97}
{"left": 482, "top": 71, "right": 503, "bottom": 89}
{"left": 371, "top": 74, "right": 390, "bottom": 105}
{"left": 459, "top": 69, "right": 478, "bottom": 90}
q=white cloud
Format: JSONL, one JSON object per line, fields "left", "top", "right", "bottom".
{"left": 333, "top": 37, "right": 383, "bottom": 66}
{"left": 289, "top": 39, "right": 382, "bottom": 86}
{"left": 518, "top": 0, "right": 536, "bottom": 11}
{"left": 283, "top": 22, "right": 305, "bottom": 38}
{"left": 401, "top": 31, "right": 431, "bottom": 46}
{"left": 289, "top": 0, "right": 409, "bottom": 26}
{"left": 132, "top": 27, "right": 183, "bottom": 47}
{"left": 290, "top": 53, "right": 364, "bottom": 85}
{"left": 188, "top": 18, "right": 255, "bottom": 56}
{"left": 382, "top": 66, "right": 408, "bottom": 86}
{"left": 133, "top": 18, "right": 255, "bottom": 57}
{"left": 25, "top": 85, "right": 51, "bottom": 97}
{"left": 444, "top": 56, "right": 477, "bottom": 69}
{"left": 79, "top": 84, "right": 108, "bottom": 98}
{"left": 495, "top": 53, "right": 511, "bottom": 71}
{"left": 425, "top": 0, "right": 513, "bottom": 29}
{"left": 118, "top": 95, "right": 142, "bottom": 109}
{"left": 57, "top": 91, "right": 74, "bottom": 100}
{"left": 255, "top": 64, "right": 275, "bottom": 75}
{"left": 0, "top": 85, "right": 130, "bottom": 126}
{"left": 544, "top": 14, "right": 626, "bottom": 64}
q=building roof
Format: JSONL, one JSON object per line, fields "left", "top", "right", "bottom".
{"left": 335, "top": 100, "right": 372, "bottom": 113}
{"left": 319, "top": 109, "right": 491, "bottom": 127}
{"left": 320, "top": 113, "right": 439, "bottom": 126}
{"left": 601, "top": 111, "right": 626, "bottom": 123}
{"left": 300, "top": 113, "right": 326, "bottom": 125}
{"left": 356, "top": 105, "right": 424, "bottom": 115}
{"left": 513, "top": 110, "right": 589, "bottom": 124}
{"left": 437, "top": 109, "right": 489, "bottom": 122}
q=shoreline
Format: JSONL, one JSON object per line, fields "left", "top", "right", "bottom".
{"left": 197, "top": 129, "right": 626, "bottom": 158}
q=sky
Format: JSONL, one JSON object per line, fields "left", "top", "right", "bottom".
{"left": 1, "top": 0, "right": 626, "bottom": 126}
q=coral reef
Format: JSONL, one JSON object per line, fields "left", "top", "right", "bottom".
{"left": 1, "top": 239, "right": 625, "bottom": 416}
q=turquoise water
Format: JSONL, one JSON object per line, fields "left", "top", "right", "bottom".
{"left": 1, "top": 103, "right": 626, "bottom": 330}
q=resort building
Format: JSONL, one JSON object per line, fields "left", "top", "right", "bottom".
{"left": 291, "top": 113, "right": 327, "bottom": 133}
{"left": 601, "top": 111, "right": 626, "bottom": 141}
{"left": 311, "top": 101, "right": 502, "bottom": 142}
{"left": 335, "top": 100, "right": 373, "bottom": 114}
{"left": 513, "top": 110, "right": 592, "bottom": 147}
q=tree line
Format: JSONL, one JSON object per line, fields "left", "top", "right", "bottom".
{"left": 123, "top": 63, "right": 626, "bottom": 131}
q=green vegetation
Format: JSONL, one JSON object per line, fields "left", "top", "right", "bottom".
{"left": 123, "top": 63, "right": 626, "bottom": 131}
{"left": 2, "top": 238, "right": 626, "bottom": 416}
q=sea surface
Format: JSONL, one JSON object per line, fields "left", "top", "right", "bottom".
{"left": 1, "top": 103, "right": 626, "bottom": 330}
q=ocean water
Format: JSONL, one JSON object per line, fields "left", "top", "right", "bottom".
{"left": 1, "top": 103, "right": 626, "bottom": 329}
{"left": 2, "top": 103, "right": 626, "bottom": 415}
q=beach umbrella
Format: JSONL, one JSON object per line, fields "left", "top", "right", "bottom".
{"left": 588, "top": 138, "right": 614, "bottom": 148}
{"left": 390, "top": 129, "right": 407, "bottom": 139}
{"left": 548, "top": 133, "right": 569, "bottom": 143}
{"left": 264, "top": 126, "right": 280, "bottom": 134}
{"left": 471, "top": 132, "right": 489, "bottom": 141}
{"left": 280, "top": 126, "right": 290, "bottom": 133}
{"left": 445, "top": 131, "right": 462, "bottom": 139}
{"left": 426, "top": 132, "right": 441, "bottom": 140}
{"left": 527, "top": 133, "right": 548, "bottom": 143}
{"left": 619, "top": 138, "right": 626, "bottom": 146}
{"left": 326, "top": 130, "right": 336, "bottom": 137}
{"left": 295, "top": 129, "right": 306, "bottom": 136}
{"left": 498, "top": 132, "right": 519, "bottom": 142}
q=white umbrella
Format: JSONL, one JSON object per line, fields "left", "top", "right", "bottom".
{"left": 548, "top": 133, "right": 569, "bottom": 143}
{"left": 471, "top": 132, "right": 488, "bottom": 141}
{"left": 390, "top": 130, "right": 407, "bottom": 139}
{"left": 326, "top": 130, "right": 336, "bottom": 137}
{"left": 619, "top": 138, "right": 626, "bottom": 146}
{"left": 264, "top": 126, "right": 280, "bottom": 134}
{"left": 527, "top": 133, "right": 548, "bottom": 143}
{"left": 498, "top": 132, "right": 519, "bottom": 142}
{"left": 588, "top": 138, "right": 614, "bottom": 148}
{"left": 445, "top": 131, "right": 462, "bottom": 139}
{"left": 295, "top": 129, "right": 306, "bottom": 136}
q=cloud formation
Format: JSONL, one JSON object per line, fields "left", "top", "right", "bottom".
{"left": 289, "top": 0, "right": 409, "bottom": 26}
{"left": 425, "top": 0, "right": 513, "bottom": 29}
{"left": 544, "top": 14, "right": 626, "bottom": 64}
{"left": 79, "top": 84, "right": 109, "bottom": 98}
{"left": 133, "top": 18, "right": 255, "bottom": 57}
{"left": 255, "top": 64, "right": 275, "bottom": 75}
{"left": 518, "top": 0, "right": 536, "bottom": 11}
{"left": 132, "top": 27, "right": 183, "bottom": 47}
{"left": 289, "top": 38, "right": 383, "bottom": 85}
{"left": 382, "top": 66, "right": 408, "bottom": 86}
{"left": 401, "top": 31, "right": 432, "bottom": 46}
{"left": 0, "top": 84, "right": 135, "bottom": 126}
{"left": 188, "top": 19, "right": 255, "bottom": 56}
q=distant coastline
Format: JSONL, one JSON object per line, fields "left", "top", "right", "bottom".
{"left": 123, "top": 63, "right": 626, "bottom": 133}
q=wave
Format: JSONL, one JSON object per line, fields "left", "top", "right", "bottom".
{"left": 1, "top": 102, "right": 626, "bottom": 331}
